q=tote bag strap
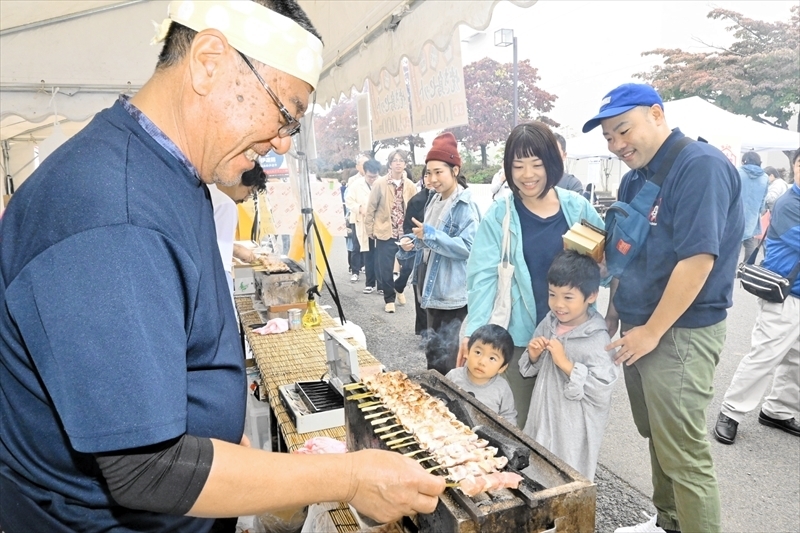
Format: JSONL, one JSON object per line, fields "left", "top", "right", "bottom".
{"left": 501, "top": 195, "right": 512, "bottom": 266}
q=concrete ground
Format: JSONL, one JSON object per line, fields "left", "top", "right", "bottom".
{"left": 316, "top": 235, "right": 799, "bottom": 533}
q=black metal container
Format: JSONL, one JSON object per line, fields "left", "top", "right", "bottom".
{"left": 345, "top": 370, "right": 596, "bottom": 533}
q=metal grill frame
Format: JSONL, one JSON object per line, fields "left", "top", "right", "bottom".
{"left": 345, "top": 370, "right": 596, "bottom": 533}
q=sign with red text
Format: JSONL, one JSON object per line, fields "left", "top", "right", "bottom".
{"left": 369, "top": 69, "right": 413, "bottom": 142}
{"left": 408, "top": 34, "right": 468, "bottom": 133}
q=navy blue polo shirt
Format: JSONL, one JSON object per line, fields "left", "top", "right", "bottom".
{"left": 614, "top": 129, "right": 744, "bottom": 328}
{"left": 0, "top": 100, "right": 245, "bottom": 531}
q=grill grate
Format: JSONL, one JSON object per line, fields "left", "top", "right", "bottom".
{"left": 296, "top": 381, "right": 343, "bottom": 413}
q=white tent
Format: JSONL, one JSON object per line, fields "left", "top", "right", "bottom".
{"left": 567, "top": 96, "right": 800, "bottom": 160}
{"left": 0, "top": 0, "right": 536, "bottom": 202}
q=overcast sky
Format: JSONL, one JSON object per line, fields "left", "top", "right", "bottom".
{"left": 459, "top": 0, "right": 798, "bottom": 136}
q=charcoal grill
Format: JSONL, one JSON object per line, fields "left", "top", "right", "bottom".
{"left": 345, "top": 370, "right": 596, "bottom": 533}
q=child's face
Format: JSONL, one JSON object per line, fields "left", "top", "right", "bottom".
{"left": 465, "top": 340, "right": 508, "bottom": 386}
{"left": 548, "top": 284, "right": 597, "bottom": 327}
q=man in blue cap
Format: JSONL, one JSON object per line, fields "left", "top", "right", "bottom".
{"left": 583, "top": 84, "right": 743, "bottom": 533}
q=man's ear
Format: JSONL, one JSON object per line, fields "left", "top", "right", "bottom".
{"left": 188, "top": 29, "right": 229, "bottom": 96}
{"left": 587, "top": 291, "right": 599, "bottom": 305}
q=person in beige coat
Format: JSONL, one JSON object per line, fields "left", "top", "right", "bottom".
{"left": 346, "top": 159, "right": 381, "bottom": 291}
{"left": 365, "top": 150, "right": 416, "bottom": 313}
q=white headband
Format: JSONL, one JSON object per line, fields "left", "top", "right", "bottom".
{"left": 155, "top": 1, "right": 323, "bottom": 89}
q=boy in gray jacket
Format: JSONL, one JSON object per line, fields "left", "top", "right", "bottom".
{"left": 520, "top": 250, "right": 619, "bottom": 481}
{"left": 446, "top": 324, "right": 518, "bottom": 426}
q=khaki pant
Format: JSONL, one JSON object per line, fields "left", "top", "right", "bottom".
{"left": 623, "top": 321, "right": 726, "bottom": 533}
{"left": 503, "top": 346, "right": 537, "bottom": 428}
{"left": 722, "top": 296, "right": 800, "bottom": 422}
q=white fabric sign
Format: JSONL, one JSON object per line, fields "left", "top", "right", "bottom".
{"left": 368, "top": 69, "right": 413, "bottom": 142}
{"left": 408, "top": 33, "right": 468, "bottom": 133}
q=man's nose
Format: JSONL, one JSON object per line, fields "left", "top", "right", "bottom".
{"left": 608, "top": 136, "right": 624, "bottom": 154}
{"left": 269, "top": 135, "right": 292, "bottom": 155}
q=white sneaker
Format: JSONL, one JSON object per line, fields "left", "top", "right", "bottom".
{"left": 385, "top": 303, "right": 395, "bottom": 313}
{"left": 350, "top": 273, "right": 358, "bottom": 282}
{"left": 614, "top": 513, "right": 666, "bottom": 533}
{"left": 362, "top": 286, "right": 375, "bottom": 294}
{"left": 396, "top": 292, "right": 406, "bottom": 305}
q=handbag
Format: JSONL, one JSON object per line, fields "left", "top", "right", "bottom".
{"left": 737, "top": 230, "right": 800, "bottom": 303}
{"left": 489, "top": 195, "right": 515, "bottom": 328}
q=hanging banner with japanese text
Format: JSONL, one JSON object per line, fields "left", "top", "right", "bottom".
{"left": 368, "top": 69, "right": 413, "bottom": 142}
{"left": 408, "top": 34, "right": 468, "bottom": 133}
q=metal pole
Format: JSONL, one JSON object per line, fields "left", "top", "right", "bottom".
{"left": 291, "top": 134, "right": 318, "bottom": 289}
{"left": 513, "top": 36, "right": 518, "bottom": 127}
{"left": 2, "top": 140, "right": 14, "bottom": 196}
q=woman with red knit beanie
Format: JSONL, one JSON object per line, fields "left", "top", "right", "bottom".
{"left": 399, "top": 132, "right": 480, "bottom": 375}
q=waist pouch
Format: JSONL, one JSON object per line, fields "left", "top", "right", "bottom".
{"left": 737, "top": 263, "right": 798, "bottom": 303}
{"left": 604, "top": 137, "right": 693, "bottom": 277}
{"left": 737, "top": 226, "right": 800, "bottom": 303}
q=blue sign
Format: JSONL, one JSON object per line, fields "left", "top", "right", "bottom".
{"left": 259, "top": 151, "right": 284, "bottom": 170}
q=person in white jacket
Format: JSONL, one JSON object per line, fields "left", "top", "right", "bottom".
{"left": 345, "top": 159, "right": 381, "bottom": 292}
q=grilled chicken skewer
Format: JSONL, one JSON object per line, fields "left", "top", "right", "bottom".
{"left": 361, "top": 371, "right": 522, "bottom": 496}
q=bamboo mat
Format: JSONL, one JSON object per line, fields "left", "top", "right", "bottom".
{"left": 237, "top": 296, "right": 381, "bottom": 451}
{"left": 235, "top": 296, "right": 381, "bottom": 532}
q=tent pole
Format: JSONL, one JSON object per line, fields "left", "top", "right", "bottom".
{"left": 290, "top": 134, "right": 317, "bottom": 290}
{"left": 2, "top": 140, "right": 14, "bottom": 197}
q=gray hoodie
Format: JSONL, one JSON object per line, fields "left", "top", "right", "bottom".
{"left": 519, "top": 307, "right": 619, "bottom": 481}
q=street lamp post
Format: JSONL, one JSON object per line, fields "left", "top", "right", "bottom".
{"left": 494, "top": 28, "right": 518, "bottom": 127}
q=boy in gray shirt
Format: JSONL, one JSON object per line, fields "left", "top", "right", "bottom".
{"left": 446, "top": 324, "right": 517, "bottom": 426}
{"left": 520, "top": 250, "right": 619, "bottom": 481}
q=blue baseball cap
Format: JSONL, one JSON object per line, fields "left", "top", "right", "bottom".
{"left": 582, "top": 83, "right": 664, "bottom": 133}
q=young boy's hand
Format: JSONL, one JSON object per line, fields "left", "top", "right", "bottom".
{"left": 547, "top": 339, "right": 574, "bottom": 376}
{"left": 527, "top": 337, "right": 548, "bottom": 361}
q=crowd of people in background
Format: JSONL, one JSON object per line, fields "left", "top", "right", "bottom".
{"left": 337, "top": 83, "right": 799, "bottom": 533}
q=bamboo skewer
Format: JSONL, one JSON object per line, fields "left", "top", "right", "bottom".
{"left": 363, "top": 411, "right": 390, "bottom": 420}
{"left": 387, "top": 436, "right": 416, "bottom": 447}
{"left": 347, "top": 392, "right": 375, "bottom": 401}
{"left": 379, "top": 429, "right": 407, "bottom": 439}
{"left": 445, "top": 482, "right": 460, "bottom": 488}
{"left": 357, "top": 401, "right": 382, "bottom": 409}
{"left": 343, "top": 383, "right": 366, "bottom": 390}
{"left": 416, "top": 456, "right": 434, "bottom": 463}
{"left": 387, "top": 434, "right": 415, "bottom": 445}
{"left": 425, "top": 465, "right": 446, "bottom": 474}
{"left": 370, "top": 416, "right": 396, "bottom": 425}
{"left": 374, "top": 424, "right": 401, "bottom": 434}
{"left": 403, "top": 449, "right": 427, "bottom": 457}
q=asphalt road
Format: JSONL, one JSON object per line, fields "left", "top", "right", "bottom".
{"left": 318, "top": 236, "right": 799, "bottom": 533}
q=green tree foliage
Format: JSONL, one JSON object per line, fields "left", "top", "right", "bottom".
{"left": 637, "top": 6, "right": 800, "bottom": 130}
{"left": 447, "top": 57, "right": 558, "bottom": 166}
{"left": 313, "top": 99, "right": 359, "bottom": 171}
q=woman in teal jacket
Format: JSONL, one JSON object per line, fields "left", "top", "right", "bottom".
{"left": 461, "top": 123, "right": 605, "bottom": 423}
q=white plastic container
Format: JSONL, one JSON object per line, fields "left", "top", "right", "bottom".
{"left": 244, "top": 391, "right": 272, "bottom": 451}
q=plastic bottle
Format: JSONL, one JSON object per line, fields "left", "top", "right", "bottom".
{"left": 302, "top": 288, "right": 321, "bottom": 328}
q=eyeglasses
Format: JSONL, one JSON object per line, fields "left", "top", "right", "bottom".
{"left": 238, "top": 51, "right": 301, "bottom": 138}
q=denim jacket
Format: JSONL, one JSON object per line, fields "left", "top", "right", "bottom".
{"left": 399, "top": 188, "right": 481, "bottom": 309}
{"left": 465, "top": 188, "right": 606, "bottom": 347}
